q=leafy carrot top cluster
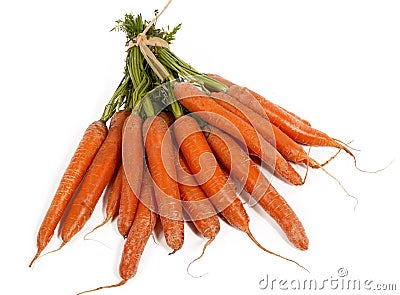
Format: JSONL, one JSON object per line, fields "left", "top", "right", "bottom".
{"left": 101, "top": 13, "right": 226, "bottom": 122}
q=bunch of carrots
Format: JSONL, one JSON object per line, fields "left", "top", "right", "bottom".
{"left": 30, "top": 12, "right": 357, "bottom": 294}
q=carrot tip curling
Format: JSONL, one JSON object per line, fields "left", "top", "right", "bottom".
{"left": 186, "top": 237, "right": 214, "bottom": 278}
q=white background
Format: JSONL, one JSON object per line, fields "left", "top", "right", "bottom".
{"left": 1, "top": 0, "right": 399, "bottom": 294}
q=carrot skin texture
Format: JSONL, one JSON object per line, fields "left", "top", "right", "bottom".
{"left": 174, "top": 83, "right": 302, "bottom": 185}
{"left": 206, "top": 127, "right": 308, "bottom": 250}
{"left": 117, "top": 169, "right": 139, "bottom": 237}
{"left": 118, "top": 113, "right": 144, "bottom": 237}
{"left": 106, "top": 165, "right": 123, "bottom": 220}
{"left": 211, "top": 92, "right": 318, "bottom": 167}
{"left": 173, "top": 115, "right": 249, "bottom": 231}
{"left": 227, "top": 85, "right": 339, "bottom": 148}
{"left": 144, "top": 115, "right": 184, "bottom": 251}
{"left": 119, "top": 169, "right": 157, "bottom": 280}
{"left": 31, "top": 120, "right": 107, "bottom": 264}
{"left": 208, "top": 73, "right": 311, "bottom": 126}
{"left": 176, "top": 152, "right": 220, "bottom": 239}
{"left": 61, "top": 111, "right": 129, "bottom": 243}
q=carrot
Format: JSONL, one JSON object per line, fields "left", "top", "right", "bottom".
{"left": 173, "top": 82, "right": 303, "bottom": 185}
{"left": 211, "top": 91, "right": 319, "bottom": 167}
{"left": 227, "top": 84, "right": 352, "bottom": 154}
{"left": 60, "top": 111, "right": 129, "bottom": 246}
{"left": 207, "top": 73, "right": 311, "bottom": 126}
{"left": 119, "top": 168, "right": 157, "bottom": 278}
{"left": 175, "top": 151, "right": 220, "bottom": 276}
{"left": 173, "top": 114, "right": 306, "bottom": 269}
{"left": 29, "top": 120, "right": 107, "bottom": 267}
{"left": 77, "top": 169, "right": 157, "bottom": 294}
{"left": 84, "top": 165, "right": 123, "bottom": 237}
{"left": 104, "top": 165, "right": 123, "bottom": 220}
{"left": 143, "top": 115, "right": 184, "bottom": 252}
{"left": 206, "top": 126, "right": 309, "bottom": 250}
{"left": 176, "top": 152, "right": 220, "bottom": 238}
{"left": 118, "top": 112, "right": 144, "bottom": 237}
{"left": 117, "top": 168, "right": 139, "bottom": 237}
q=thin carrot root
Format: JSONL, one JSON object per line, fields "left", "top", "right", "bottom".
{"left": 333, "top": 138, "right": 360, "bottom": 152}
{"left": 186, "top": 238, "right": 214, "bottom": 278}
{"left": 319, "top": 166, "right": 359, "bottom": 210}
{"left": 353, "top": 158, "right": 394, "bottom": 174}
{"left": 77, "top": 280, "right": 127, "bottom": 295}
{"left": 334, "top": 139, "right": 393, "bottom": 173}
{"left": 83, "top": 218, "right": 110, "bottom": 240}
{"left": 31, "top": 241, "right": 67, "bottom": 265}
{"left": 168, "top": 249, "right": 178, "bottom": 255}
{"left": 318, "top": 149, "right": 342, "bottom": 167}
{"left": 301, "top": 146, "right": 311, "bottom": 185}
{"left": 245, "top": 229, "right": 309, "bottom": 272}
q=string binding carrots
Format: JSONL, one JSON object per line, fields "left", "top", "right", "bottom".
{"left": 29, "top": 9, "right": 377, "bottom": 294}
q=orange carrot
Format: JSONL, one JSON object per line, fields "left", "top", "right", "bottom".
{"left": 84, "top": 165, "right": 123, "bottom": 237}
{"left": 227, "top": 84, "right": 350, "bottom": 153}
{"left": 211, "top": 91, "right": 319, "bottom": 167}
{"left": 173, "top": 82, "right": 303, "bottom": 185}
{"left": 119, "top": 168, "right": 157, "bottom": 280}
{"left": 206, "top": 126, "right": 308, "bottom": 250}
{"left": 208, "top": 73, "right": 311, "bottom": 126}
{"left": 176, "top": 152, "right": 220, "bottom": 239}
{"left": 77, "top": 169, "right": 157, "bottom": 294}
{"left": 118, "top": 113, "right": 144, "bottom": 237}
{"left": 60, "top": 111, "right": 129, "bottom": 246}
{"left": 29, "top": 120, "right": 107, "bottom": 266}
{"left": 143, "top": 115, "right": 184, "bottom": 252}
{"left": 117, "top": 168, "right": 139, "bottom": 237}
{"left": 173, "top": 114, "right": 305, "bottom": 269}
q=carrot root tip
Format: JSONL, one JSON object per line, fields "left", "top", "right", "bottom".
{"left": 83, "top": 218, "right": 110, "bottom": 240}
{"left": 245, "top": 228, "right": 309, "bottom": 272}
{"left": 76, "top": 280, "right": 127, "bottom": 295}
{"left": 319, "top": 166, "right": 359, "bottom": 209}
{"left": 186, "top": 238, "right": 214, "bottom": 278}
{"left": 28, "top": 250, "right": 41, "bottom": 268}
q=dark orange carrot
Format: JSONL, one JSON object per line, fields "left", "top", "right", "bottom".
{"left": 60, "top": 111, "right": 129, "bottom": 246}
{"left": 173, "top": 82, "right": 303, "bottom": 185}
{"left": 173, "top": 114, "right": 306, "bottom": 269}
{"left": 207, "top": 73, "right": 311, "bottom": 126}
{"left": 84, "top": 165, "right": 123, "bottom": 237}
{"left": 77, "top": 169, "right": 157, "bottom": 294}
{"left": 227, "top": 84, "right": 351, "bottom": 153}
{"left": 211, "top": 91, "right": 319, "bottom": 167}
{"left": 119, "top": 168, "right": 157, "bottom": 280}
{"left": 143, "top": 115, "right": 184, "bottom": 252}
{"left": 117, "top": 168, "right": 139, "bottom": 237}
{"left": 206, "top": 126, "right": 308, "bottom": 250}
{"left": 176, "top": 152, "right": 220, "bottom": 238}
{"left": 173, "top": 114, "right": 249, "bottom": 228}
{"left": 118, "top": 113, "right": 144, "bottom": 237}
{"left": 29, "top": 120, "right": 107, "bottom": 266}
